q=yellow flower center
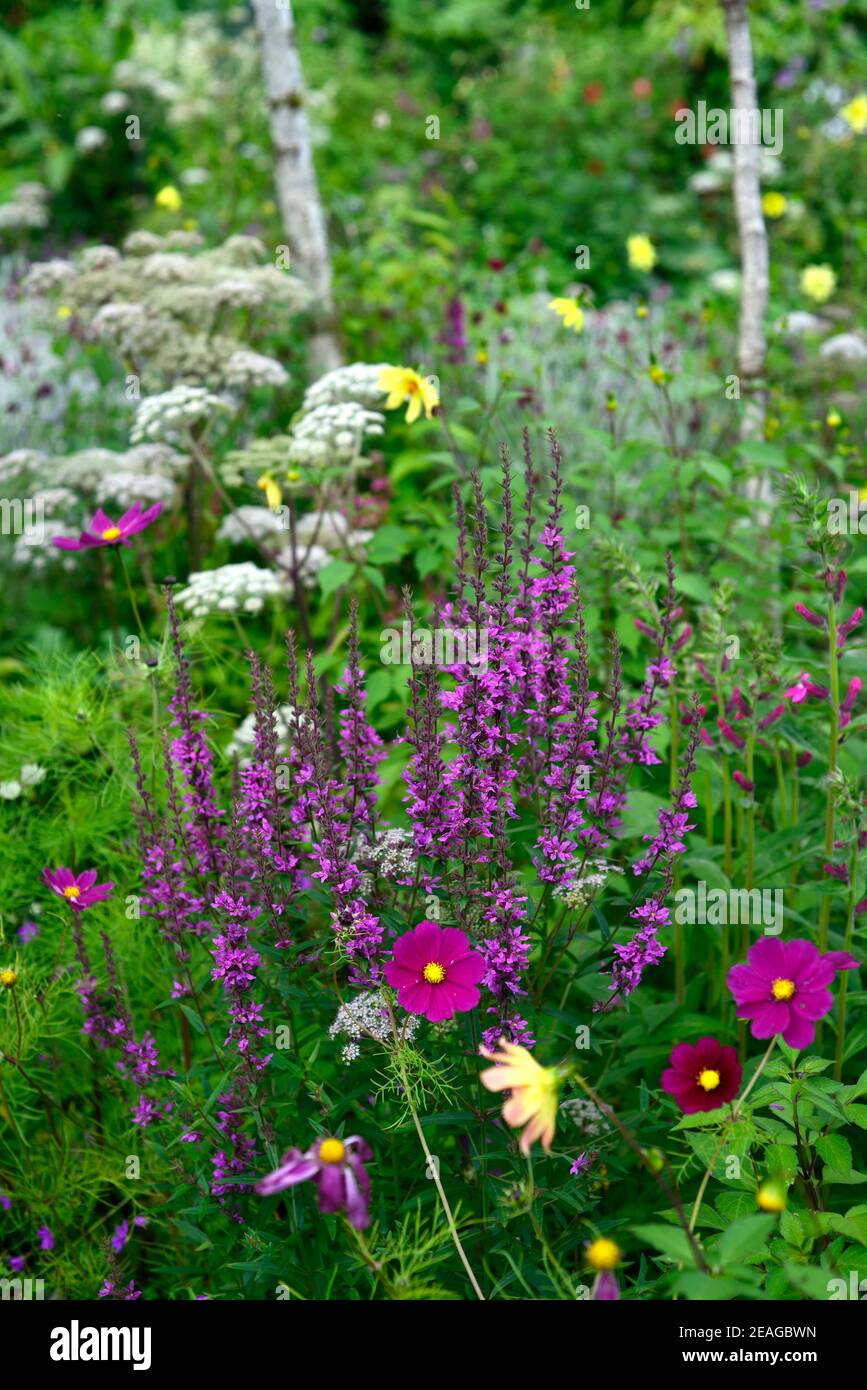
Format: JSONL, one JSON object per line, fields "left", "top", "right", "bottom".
{"left": 0, "top": 969, "right": 17, "bottom": 988}
{"left": 772, "top": 977, "right": 795, "bottom": 1001}
{"left": 423, "top": 961, "right": 445, "bottom": 984}
{"left": 318, "top": 1138, "right": 345, "bottom": 1165}
{"left": 697, "top": 1068, "right": 721, "bottom": 1092}
{"left": 101, "top": 527, "right": 121, "bottom": 541}
{"left": 63, "top": 885, "right": 81, "bottom": 900}
{"left": 587, "top": 1237, "right": 620, "bottom": 1270}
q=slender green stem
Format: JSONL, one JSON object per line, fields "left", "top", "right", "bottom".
{"left": 817, "top": 596, "right": 840, "bottom": 1046}
{"left": 833, "top": 839, "right": 858, "bottom": 1081}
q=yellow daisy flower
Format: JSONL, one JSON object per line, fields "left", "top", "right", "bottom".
{"left": 378, "top": 366, "right": 439, "bottom": 424}
{"left": 155, "top": 185, "right": 182, "bottom": 212}
{"left": 800, "top": 264, "right": 836, "bottom": 304}
{"left": 548, "top": 297, "right": 585, "bottom": 333}
{"left": 627, "top": 234, "right": 657, "bottom": 272}
{"left": 841, "top": 94, "right": 867, "bottom": 135}
{"left": 761, "top": 191, "right": 787, "bottom": 219}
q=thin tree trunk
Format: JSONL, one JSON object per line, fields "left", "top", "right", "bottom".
{"left": 251, "top": 0, "right": 343, "bottom": 372}
{"left": 721, "top": 0, "right": 769, "bottom": 445}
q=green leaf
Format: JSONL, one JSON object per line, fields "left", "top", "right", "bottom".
{"left": 715, "top": 1214, "right": 777, "bottom": 1266}
{"left": 179, "top": 1004, "right": 205, "bottom": 1036}
{"left": 632, "top": 1223, "right": 697, "bottom": 1266}
{"left": 816, "top": 1134, "right": 853, "bottom": 1176}
{"left": 317, "top": 559, "right": 355, "bottom": 598}
{"left": 365, "top": 525, "right": 413, "bottom": 564}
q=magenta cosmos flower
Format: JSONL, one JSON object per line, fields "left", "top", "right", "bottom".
{"left": 52, "top": 502, "right": 162, "bottom": 551}
{"left": 256, "top": 1135, "right": 372, "bottom": 1230}
{"left": 43, "top": 867, "right": 114, "bottom": 913}
{"left": 661, "top": 1037, "right": 743, "bottom": 1114}
{"left": 383, "top": 920, "right": 485, "bottom": 1022}
{"left": 728, "top": 937, "right": 859, "bottom": 1050}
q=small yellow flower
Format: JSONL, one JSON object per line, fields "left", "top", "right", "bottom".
{"left": 826, "top": 409, "right": 842, "bottom": 429}
{"left": 181, "top": 218, "right": 198, "bottom": 232}
{"left": 636, "top": 304, "right": 649, "bottom": 319}
{"left": 648, "top": 363, "right": 667, "bottom": 387}
{"left": 548, "top": 297, "right": 585, "bottom": 333}
{"left": 762, "top": 191, "right": 788, "bottom": 219}
{"left": 606, "top": 393, "right": 618, "bottom": 412}
{"left": 479, "top": 1040, "right": 559, "bottom": 1155}
{"left": 800, "top": 263, "right": 836, "bottom": 304}
{"left": 476, "top": 349, "right": 488, "bottom": 365}
{"left": 155, "top": 185, "right": 182, "bottom": 212}
{"left": 56, "top": 306, "right": 73, "bottom": 320}
{"left": 378, "top": 366, "right": 439, "bottom": 424}
{"left": 627, "top": 234, "right": 657, "bottom": 272}
{"left": 0, "top": 968, "right": 17, "bottom": 989}
{"left": 587, "top": 1237, "right": 621, "bottom": 1270}
{"left": 257, "top": 474, "right": 282, "bottom": 510}
{"left": 286, "top": 470, "right": 302, "bottom": 485}
{"left": 757, "top": 1181, "right": 787, "bottom": 1213}
{"left": 841, "top": 94, "right": 867, "bottom": 135}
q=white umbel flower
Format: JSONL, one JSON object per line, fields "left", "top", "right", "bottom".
{"left": 132, "top": 385, "right": 232, "bottom": 443}
{"left": 224, "top": 350, "right": 289, "bottom": 390}
{"left": 174, "top": 562, "right": 289, "bottom": 618}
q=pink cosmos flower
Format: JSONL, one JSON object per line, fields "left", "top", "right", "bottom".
{"left": 256, "top": 1135, "right": 372, "bottom": 1230}
{"left": 42, "top": 867, "right": 114, "bottom": 913}
{"left": 383, "top": 920, "right": 485, "bottom": 1021}
{"left": 727, "top": 938, "right": 859, "bottom": 1049}
{"left": 661, "top": 1037, "right": 742, "bottom": 1114}
{"left": 52, "top": 502, "right": 162, "bottom": 551}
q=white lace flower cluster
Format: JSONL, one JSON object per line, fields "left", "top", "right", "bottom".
{"left": 362, "top": 828, "right": 417, "bottom": 882}
{"left": 552, "top": 858, "right": 623, "bottom": 910}
{"left": 328, "top": 990, "right": 419, "bottom": 1063}
{"left": 224, "top": 350, "right": 289, "bottom": 390}
{"left": 294, "top": 508, "right": 373, "bottom": 554}
{"left": 301, "top": 362, "right": 392, "bottom": 411}
{"left": 216, "top": 505, "right": 284, "bottom": 546}
{"left": 225, "top": 704, "right": 306, "bottom": 761}
{"left": 23, "top": 230, "right": 309, "bottom": 391}
{"left": 287, "top": 403, "right": 384, "bottom": 470}
{"left": 174, "top": 562, "right": 290, "bottom": 618}
{"left": 0, "top": 182, "right": 50, "bottom": 232}
{"left": 560, "top": 1097, "right": 609, "bottom": 1137}
{"left": 132, "top": 386, "right": 232, "bottom": 443}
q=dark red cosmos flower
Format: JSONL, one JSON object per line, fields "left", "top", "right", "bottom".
{"left": 661, "top": 1036, "right": 742, "bottom": 1114}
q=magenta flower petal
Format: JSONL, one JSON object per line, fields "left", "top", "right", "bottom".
{"left": 316, "top": 1164, "right": 346, "bottom": 1214}
{"left": 399, "top": 980, "right": 432, "bottom": 1014}
{"left": 444, "top": 953, "right": 486, "bottom": 986}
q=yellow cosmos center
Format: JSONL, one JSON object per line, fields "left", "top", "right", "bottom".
{"left": 772, "top": 977, "right": 795, "bottom": 1001}
{"left": 423, "top": 961, "right": 445, "bottom": 984}
{"left": 318, "top": 1138, "right": 345, "bottom": 1165}
{"left": 101, "top": 527, "right": 121, "bottom": 541}
{"left": 697, "top": 1068, "right": 721, "bottom": 1092}
{"left": 63, "top": 885, "right": 81, "bottom": 900}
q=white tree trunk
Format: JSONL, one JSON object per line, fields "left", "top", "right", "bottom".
{"left": 721, "top": 0, "right": 768, "bottom": 443}
{"left": 252, "top": 0, "right": 342, "bottom": 372}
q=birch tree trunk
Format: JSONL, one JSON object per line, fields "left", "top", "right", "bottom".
{"left": 721, "top": 0, "right": 768, "bottom": 445}
{"left": 252, "top": 0, "right": 343, "bottom": 372}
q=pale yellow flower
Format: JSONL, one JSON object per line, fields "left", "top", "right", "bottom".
{"left": 479, "top": 1040, "right": 559, "bottom": 1155}
{"left": 826, "top": 409, "right": 842, "bottom": 429}
{"left": 56, "top": 306, "right": 73, "bottom": 320}
{"left": 378, "top": 366, "right": 439, "bottom": 424}
{"left": 257, "top": 474, "right": 282, "bottom": 510}
{"left": 800, "top": 264, "right": 836, "bottom": 304}
{"left": 627, "top": 234, "right": 657, "bottom": 272}
{"left": 548, "top": 297, "right": 585, "bottom": 333}
{"left": 648, "top": 363, "right": 667, "bottom": 386}
{"left": 761, "top": 191, "right": 788, "bottom": 219}
{"left": 841, "top": 94, "right": 867, "bottom": 135}
{"left": 155, "top": 185, "right": 182, "bottom": 212}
